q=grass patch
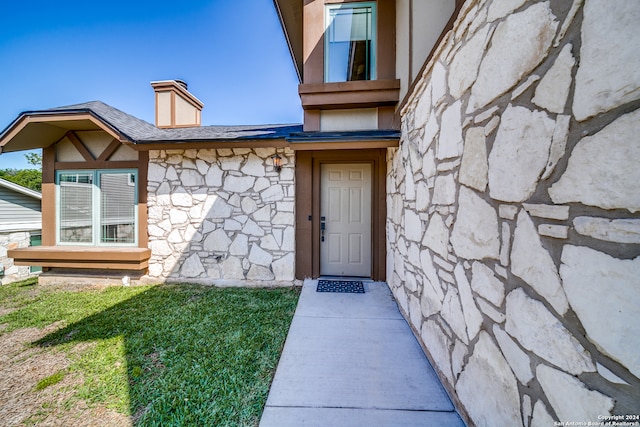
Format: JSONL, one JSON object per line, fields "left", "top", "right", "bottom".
{"left": 0, "top": 278, "right": 300, "bottom": 426}
{"left": 35, "top": 370, "right": 66, "bottom": 391}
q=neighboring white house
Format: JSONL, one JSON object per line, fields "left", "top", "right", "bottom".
{"left": 0, "top": 177, "right": 42, "bottom": 284}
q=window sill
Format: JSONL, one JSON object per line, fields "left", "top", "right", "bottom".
{"left": 298, "top": 79, "right": 400, "bottom": 110}
{"left": 8, "top": 246, "right": 151, "bottom": 271}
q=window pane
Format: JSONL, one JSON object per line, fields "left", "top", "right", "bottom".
{"left": 327, "top": 5, "right": 373, "bottom": 82}
{"left": 59, "top": 172, "right": 93, "bottom": 243}
{"left": 100, "top": 172, "right": 136, "bottom": 244}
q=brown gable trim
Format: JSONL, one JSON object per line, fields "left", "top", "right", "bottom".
{"left": 65, "top": 131, "right": 96, "bottom": 161}
{"left": 97, "top": 139, "right": 123, "bottom": 161}
{"left": 54, "top": 131, "right": 139, "bottom": 169}
{"left": 54, "top": 161, "right": 139, "bottom": 170}
{"left": 0, "top": 112, "right": 132, "bottom": 154}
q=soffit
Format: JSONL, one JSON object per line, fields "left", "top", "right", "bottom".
{"left": 287, "top": 129, "right": 400, "bottom": 150}
{"left": 273, "top": 0, "right": 303, "bottom": 82}
{"left": 0, "top": 114, "right": 125, "bottom": 153}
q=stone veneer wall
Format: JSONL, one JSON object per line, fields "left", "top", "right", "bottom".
{"left": 146, "top": 147, "right": 296, "bottom": 285}
{"left": 387, "top": 0, "right": 640, "bottom": 425}
{"left": 0, "top": 231, "right": 33, "bottom": 284}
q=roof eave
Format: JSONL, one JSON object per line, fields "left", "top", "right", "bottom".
{"left": 273, "top": 0, "right": 303, "bottom": 83}
{"left": 131, "top": 138, "right": 290, "bottom": 151}
{"left": 0, "top": 177, "right": 42, "bottom": 200}
{"left": 286, "top": 130, "right": 400, "bottom": 150}
{"left": 286, "top": 130, "right": 401, "bottom": 143}
{"left": 0, "top": 110, "right": 133, "bottom": 154}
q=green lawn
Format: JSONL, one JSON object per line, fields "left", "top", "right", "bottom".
{"left": 0, "top": 278, "right": 300, "bottom": 426}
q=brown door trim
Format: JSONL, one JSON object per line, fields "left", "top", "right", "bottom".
{"left": 295, "top": 148, "right": 387, "bottom": 281}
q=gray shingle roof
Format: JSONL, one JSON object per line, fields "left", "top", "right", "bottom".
{"left": 46, "top": 101, "right": 165, "bottom": 141}
{"left": 41, "top": 101, "right": 302, "bottom": 143}
{"left": 161, "top": 124, "right": 304, "bottom": 143}
{"left": 5, "top": 100, "right": 399, "bottom": 147}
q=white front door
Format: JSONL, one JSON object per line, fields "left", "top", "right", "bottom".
{"left": 320, "top": 163, "right": 372, "bottom": 277}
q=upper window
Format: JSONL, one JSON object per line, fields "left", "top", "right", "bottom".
{"left": 57, "top": 170, "right": 137, "bottom": 246}
{"left": 325, "top": 2, "right": 376, "bottom": 83}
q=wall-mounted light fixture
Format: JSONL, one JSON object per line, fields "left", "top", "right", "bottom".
{"left": 272, "top": 154, "right": 282, "bottom": 173}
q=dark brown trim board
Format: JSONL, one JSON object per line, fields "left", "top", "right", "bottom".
{"left": 299, "top": 79, "right": 400, "bottom": 110}
{"left": 137, "top": 151, "right": 149, "bottom": 248}
{"left": 9, "top": 246, "right": 151, "bottom": 271}
{"left": 42, "top": 145, "right": 56, "bottom": 246}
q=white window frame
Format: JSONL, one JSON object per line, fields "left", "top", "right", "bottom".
{"left": 56, "top": 169, "right": 138, "bottom": 246}
{"left": 324, "top": 2, "right": 377, "bottom": 83}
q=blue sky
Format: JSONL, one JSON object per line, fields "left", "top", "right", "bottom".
{"left": 0, "top": 0, "right": 301, "bottom": 170}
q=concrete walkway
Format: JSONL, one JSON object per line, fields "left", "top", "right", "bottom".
{"left": 260, "top": 279, "right": 466, "bottom": 427}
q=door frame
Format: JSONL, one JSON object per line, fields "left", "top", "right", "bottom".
{"left": 295, "top": 148, "right": 387, "bottom": 281}
{"left": 319, "top": 162, "right": 373, "bottom": 277}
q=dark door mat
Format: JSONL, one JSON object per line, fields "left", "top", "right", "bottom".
{"left": 316, "top": 280, "right": 365, "bottom": 293}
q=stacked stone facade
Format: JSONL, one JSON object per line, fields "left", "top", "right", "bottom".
{"left": 388, "top": 0, "right": 640, "bottom": 425}
{"left": 146, "top": 147, "right": 296, "bottom": 285}
{"left": 0, "top": 231, "right": 33, "bottom": 284}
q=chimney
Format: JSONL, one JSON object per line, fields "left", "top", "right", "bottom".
{"left": 151, "top": 79, "right": 204, "bottom": 128}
